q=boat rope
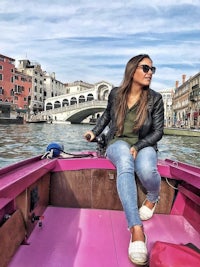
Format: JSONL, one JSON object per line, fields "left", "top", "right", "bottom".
{"left": 165, "top": 177, "right": 179, "bottom": 190}
{"left": 41, "top": 150, "right": 54, "bottom": 159}
{"left": 41, "top": 148, "right": 94, "bottom": 159}
{"left": 60, "top": 149, "right": 95, "bottom": 158}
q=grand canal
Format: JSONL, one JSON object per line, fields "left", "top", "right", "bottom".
{"left": 0, "top": 123, "right": 200, "bottom": 169}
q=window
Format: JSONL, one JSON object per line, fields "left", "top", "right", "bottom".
{"left": 0, "top": 87, "right": 4, "bottom": 95}
{"left": 0, "top": 74, "right": 2, "bottom": 80}
{"left": 14, "top": 85, "right": 22, "bottom": 94}
{"left": 0, "top": 65, "right": 3, "bottom": 70}
{"left": 10, "top": 89, "right": 14, "bottom": 96}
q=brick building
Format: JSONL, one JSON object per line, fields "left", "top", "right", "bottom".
{"left": 0, "top": 54, "right": 32, "bottom": 115}
{"left": 14, "top": 70, "right": 32, "bottom": 113}
{"left": 0, "top": 54, "right": 15, "bottom": 103}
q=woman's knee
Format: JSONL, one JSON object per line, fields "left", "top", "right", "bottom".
{"left": 135, "top": 147, "right": 157, "bottom": 170}
{"left": 107, "top": 141, "right": 134, "bottom": 173}
{"left": 107, "top": 141, "right": 131, "bottom": 162}
{"left": 135, "top": 147, "right": 160, "bottom": 183}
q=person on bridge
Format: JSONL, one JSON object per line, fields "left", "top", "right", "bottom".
{"left": 84, "top": 54, "right": 164, "bottom": 265}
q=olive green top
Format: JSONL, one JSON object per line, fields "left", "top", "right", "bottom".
{"left": 109, "top": 103, "right": 138, "bottom": 147}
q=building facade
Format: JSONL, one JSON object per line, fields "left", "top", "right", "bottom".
{"left": 172, "top": 75, "right": 190, "bottom": 127}
{"left": 172, "top": 73, "right": 200, "bottom": 128}
{"left": 14, "top": 70, "right": 32, "bottom": 113}
{"left": 65, "top": 80, "right": 94, "bottom": 95}
{"left": 0, "top": 54, "right": 15, "bottom": 103}
{"left": 188, "top": 72, "right": 200, "bottom": 128}
{"left": 0, "top": 54, "right": 32, "bottom": 115}
{"left": 17, "top": 60, "right": 46, "bottom": 113}
{"left": 17, "top": 60, "right": 67, "bottom": 114}
{"left": 44, "top": 72, "right": 66, "bottom": 99}
{"left": 159, "top": 89, "right": 174, "bottom": 127}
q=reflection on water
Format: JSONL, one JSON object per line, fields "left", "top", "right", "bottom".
{"left": 0, "top": 123, "right": 200, "bottom": 168}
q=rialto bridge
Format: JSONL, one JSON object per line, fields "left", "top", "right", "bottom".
{"left": 30, "top": 81, "right": 113, "bottom": 123}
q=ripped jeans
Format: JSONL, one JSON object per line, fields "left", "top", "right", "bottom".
{"left": 106, "top": 140, "right": 161, "bottom": 228}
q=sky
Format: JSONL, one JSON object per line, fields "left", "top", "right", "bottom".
{"left": 1, "top": 0, "right": 200, "bottom": 91}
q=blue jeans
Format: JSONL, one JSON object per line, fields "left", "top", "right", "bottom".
{"left": 106, "top": 140, "right": 161, "bottom": 228}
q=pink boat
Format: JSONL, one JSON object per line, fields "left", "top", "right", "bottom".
{"left": 0, "top": 142, "right": 200, "bottom": 267}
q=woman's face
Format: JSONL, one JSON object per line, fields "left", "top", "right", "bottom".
{"left": 132, "top": 57, "right": 155, "bottom": 87}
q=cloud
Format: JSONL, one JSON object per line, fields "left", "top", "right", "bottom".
{"left": 1, "top": 0, "right": 200, "bottom": 90}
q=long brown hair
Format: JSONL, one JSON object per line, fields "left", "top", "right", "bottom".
{"left": 115, "top": 54, "right": 151, "bottom": 135}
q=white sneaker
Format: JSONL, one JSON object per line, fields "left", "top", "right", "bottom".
{"left": 128, "top": 234, "right": 148, "bottom": 265}
{"left": 139, "top": 200, "right": 157, "bottom": 221}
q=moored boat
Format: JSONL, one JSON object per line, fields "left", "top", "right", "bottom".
{"left": 0, "top": 142, "right": 199, "bottom": 267}
{"left": 0, "top": 116, "right": 24, "bottom": 124}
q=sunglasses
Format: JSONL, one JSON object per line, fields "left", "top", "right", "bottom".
{"left": 137, "top": 64, "right": 156, "bottom": 74}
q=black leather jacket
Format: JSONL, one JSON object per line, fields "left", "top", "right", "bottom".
{"left": 92, "top": 87, "right": 164, "bottom": 151}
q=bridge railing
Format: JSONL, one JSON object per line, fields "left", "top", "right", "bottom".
{"left": 27, "top": 100, "right": 107, "bottom": 122}
{"left": 44, "top": 100, "right": 107, "bottom": 115}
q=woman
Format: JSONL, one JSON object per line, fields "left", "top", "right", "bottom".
{"left": 84, "top": 54, "right": 164, "bottom": 265}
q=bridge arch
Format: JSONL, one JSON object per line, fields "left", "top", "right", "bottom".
{"left": 65, "top": 105, "right": 106, "bottom": 123}
{"left": 96, "top": 83, "right": 110, "bottom": 100}
{"left": 62, "top": 99, "right": 69, "bottom": 106}
{"left": 54, "top": 101, "right": 61, "bottom": 108}
{"left": 46, "top": 102, "right": 53, "bottom": 110}
{"left": 79, "top": 95, "right": 86, "bottom": 103}
{"left": 70, "top": 97, "right": 77, "bottom": 105}
{"left": 87, "top": 93, "right": 94, "bottom": 101}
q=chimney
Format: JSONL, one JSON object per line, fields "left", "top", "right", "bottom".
{"left": 175, "top": 81, "right": 179, "bottom": 88}
{"left": 182, "top": 74, "right": 186, "bottom": 84}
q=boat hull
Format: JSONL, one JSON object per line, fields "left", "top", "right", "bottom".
{"left": 0, "top": 154, "right": 199, "bottom": 267}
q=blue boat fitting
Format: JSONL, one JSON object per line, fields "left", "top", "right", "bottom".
{"left": 44, "top": 142, "right": 64, "bottom": 158}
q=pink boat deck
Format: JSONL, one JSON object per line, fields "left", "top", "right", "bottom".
{"left": 8, "top": 207, "right": 200, "bottom": 267}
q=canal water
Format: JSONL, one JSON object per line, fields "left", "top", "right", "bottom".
{"left": 0, "top": 123, "right": 200, "bottom": 169}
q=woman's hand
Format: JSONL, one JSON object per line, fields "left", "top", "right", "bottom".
{"left": 130, "top": 146, "right": 138, "bottom": 159}
{"left": 84, "top": 131, "right": 96, "bottom": 142}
